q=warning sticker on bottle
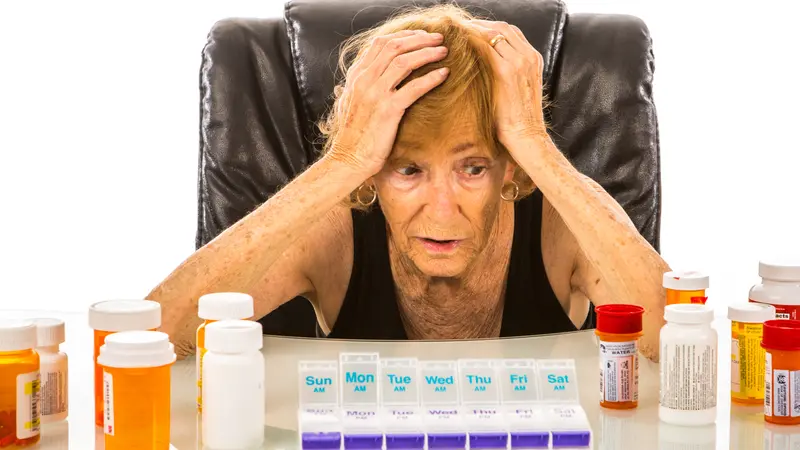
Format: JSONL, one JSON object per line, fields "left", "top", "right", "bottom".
{"left": 104, "top": 371, "right": 114, "bottom": 435}
{"left": 599, "top": 340, "right": 638, "bottom": 403}
{"left": 16, "top": 371, "right": 40, "bottom": 439}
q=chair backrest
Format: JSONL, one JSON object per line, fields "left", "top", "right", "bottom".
{"left": 197, "top": 0, "right": 661, "bottom": 337}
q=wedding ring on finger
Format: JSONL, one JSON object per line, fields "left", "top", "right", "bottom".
{"left": 489, "top": 34, "right": 506, "bottom": 48}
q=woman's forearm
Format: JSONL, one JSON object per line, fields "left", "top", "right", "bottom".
{"left": 147, "top": 153, "right": 370, "bottom": 340}
{"left": 512, "top": 135, "right": 669, "bottom": 310}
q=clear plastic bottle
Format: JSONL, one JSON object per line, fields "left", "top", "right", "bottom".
{"left": 196, "top": 292, "right": 254, "bottom": 411}
{"left": 88, "top": 299, "right": 161, "bottom": 426}
{"left": 32, "top": 318, "right": 68, "bottom": 423}
{"left": 659, "top": 304, "right": 718, "bottom": 425}
{"left": 0, "top": 320, "right": 41, "bottom": 448}
{"left": 749, "top": 260, "right": 800, "bottom": 320}
{"left": 98, "top": 330, "right": 176, "bottom": 450}
{"left": 202, "top": 320, "right": 265, "bottom": 449}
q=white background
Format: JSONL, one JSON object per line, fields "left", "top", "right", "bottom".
{"left": 0, "top": 0, "right": 798, "bottom": 316}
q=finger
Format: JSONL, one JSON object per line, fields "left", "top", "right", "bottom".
{"left": 393, "top": 67, "right": 450, "bottom": 110}
{"left": 470, "top": 20, "right": 527, "bottom": 52}
{"left": 381, "top": 45, "right": 449, "bottom": 90}
{"left": 368, "top": 31, "right": 445, "bottom": 77}
{"left": 469, "top": 23, "right": 517, "bottom": 61}
{"left": 349, "top": 30, "right": 421, "bottom": 78}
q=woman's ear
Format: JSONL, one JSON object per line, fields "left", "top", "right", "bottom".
{"left": 503, "top": 160, "right": 517, "bottom": 183}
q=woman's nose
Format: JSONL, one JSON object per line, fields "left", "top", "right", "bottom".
{"left": 424, "top": 177, "right": 459, "bottom": 220}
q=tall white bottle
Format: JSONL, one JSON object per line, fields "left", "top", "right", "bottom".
{"left": 33, "top": 318, "right": 68, "bottom": 423}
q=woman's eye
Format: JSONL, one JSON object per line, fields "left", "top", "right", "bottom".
{"left": 397, "top": 166, "right": 420, "bottom": 176}
{"left": 463, "top": 165, "right": 487, "bottom": 176}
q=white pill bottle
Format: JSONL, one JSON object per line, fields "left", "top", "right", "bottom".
{"left": 659, "top": 304, "right": 718, "bottom": 425}
{"left": 749, "top": 260, "right": 800, "bottom": 320}
{"left": 202, "top": 319, "right": 265, "bottom": 449}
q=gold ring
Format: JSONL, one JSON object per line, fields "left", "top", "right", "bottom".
{"left": 489, "top": 34, "right": 506, "bottom": 48}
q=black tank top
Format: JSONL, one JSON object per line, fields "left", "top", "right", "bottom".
{"left": 323, "top": 190, "right": 595, "bottom": 339}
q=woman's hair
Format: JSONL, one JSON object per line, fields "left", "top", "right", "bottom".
{"left": 317, "top": 4, "right": 537, "bottom": 209}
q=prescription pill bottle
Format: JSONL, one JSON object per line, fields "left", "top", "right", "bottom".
{"left": 196, "top": 292, "right": 254, "bottom": 411}
{"left": 761, "top": 319, "right": 800, "bottom": 425}
{"left": 728, "top": 303, "right": 775, "bottom": 405}
{"left": 32, "top": 318, "right": 68, "bottom": 423}
{"left": 749, "top": 259, "right": 800, "bottom": 321}
{"left": 98, "top": 330, "right": 176, "bottom": 450}
{"left": 0, "top": 320, "right": 40, "bottom": 448}
{"left": 595, "top": 304, "right": 644, "bottom": 410}
{"left": 663, "top": 271, "right": 709, "bottom": 305}
{"left": 88, "top": 299, "right": 160, "bottom": 427}
{"left": 659, "top": 304, "right": 717, "bottom": 426}
{"left": 202, "top": 320, "right": 265, "bottom": 449}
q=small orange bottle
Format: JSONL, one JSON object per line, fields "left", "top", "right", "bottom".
{"left": 0, "top": 320, "right": 40, "bottom": 448}
{"left": 89, "top": 300, "right": 161, "bottom": 427}
{"left": 663, "top": 271, "right": 709, "bottom": 305}
{"left": 196, "top": 292, "right": 254, "bottom": 411}
{"left": 595, "top": 304, "right": 644, "bottom": 410}
{"left": 98, "top": 330, "right": 176, "bottom": 450}
{"left": 762, "top": 319, "right": 800, "bottom": 425}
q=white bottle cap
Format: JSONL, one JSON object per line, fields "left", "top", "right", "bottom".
{"left": 664, "top": 304, "right": 714, "bottom": 324}
{"left": 198, "top": 292, "right": 254, "bottom": 320}
{"left": 663, "top": 271, "right": 709, "bottom": 290}
{"left": 88, "top": 299, "right": 161, "bottom": 332}
{"left": 0, "top": 319, "right": 37, "bottom": 351}
{"left": 759, "top": 259, "right": 800, "bottom": 281}
{"left": 97, "top": 330, "right": 176, "bottom": 369}
{"left": 31, "top": 318, "right": 65, "bottom": 346}
{"left": 205, "top": 319, "right": 263, "bottom": 353}
{"left": 728, "top": 303, "right": 776, "bottom": 323}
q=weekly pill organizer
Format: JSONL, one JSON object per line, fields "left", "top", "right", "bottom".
{"left": 297, "top": 353, "right": 592, "bottom": 449}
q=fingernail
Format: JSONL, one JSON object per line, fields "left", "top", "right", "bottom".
{"left": 431, "top": 32, "right": 443, "bottom": 39}
{"left": 438, "top": 67, "right": 449, "bottom": 76}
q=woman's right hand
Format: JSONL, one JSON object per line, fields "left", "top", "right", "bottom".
{"left": 328, "top": 29, "right": 450, "bottom": 175}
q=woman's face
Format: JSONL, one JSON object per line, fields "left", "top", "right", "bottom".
{"left": 374, "top": 121, "right": 514, "bottom": 278}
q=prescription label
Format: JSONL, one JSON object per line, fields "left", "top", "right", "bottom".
{"left": 104, "top": 371, "right": 115, "bottom": 435}
{"left": 599, "top": 339, "right": 638, "bottom": 403}
{"left": 750, "top": 299, "right": 799, "bottom": 321}
{"left": 659, "top": 342, "right": 717, "bottom": 411}
{"left": 765, "top": 352, "right": 800, "bottom": 417}
{"left": 16, "top": 371, "right": 40, "bottom": 438}
{"left": 731, "top": 322, "right": 766, "bottom": 401}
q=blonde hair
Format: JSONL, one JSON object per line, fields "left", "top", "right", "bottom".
{"left": 317, "top": 4, "right": 536, "bottom": 209}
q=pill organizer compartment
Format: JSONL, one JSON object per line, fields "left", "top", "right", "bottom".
{"left": 340, "top": 353, "right": 383, "bottom": 449}
{"left": 458, "top": 359, "right": 508, "bottom": 449}
{"left": 547, "top": 405, "right": 592, "bottom": 448}
{"left": 380, "top": 358, "right": 425, "bottom": 450}
{"left": 503, "top": 405, "right": 551, "bottom": 449}
{"left": 420, "top": 360, "right": 467, "bottom": 449}
{"left": 297, "top": 360, "right": 342, "bottom": 450}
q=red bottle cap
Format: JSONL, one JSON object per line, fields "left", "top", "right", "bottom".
{"left": 762, "top": 320, "right": 800, "bottom": 351}
{"left": 595, "top": 304, "right": 645, "bottom": 334}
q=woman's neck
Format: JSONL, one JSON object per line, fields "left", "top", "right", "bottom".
{"left": 388, "top": 203, "right": 514, "bottom": 339}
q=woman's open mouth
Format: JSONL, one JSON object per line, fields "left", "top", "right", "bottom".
{"left": 418, "top": 238, "right": 461, "bottom": 253}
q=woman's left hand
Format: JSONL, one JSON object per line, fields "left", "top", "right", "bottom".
{"left": 467, "top": 20, "right": 549, "bottom": 149}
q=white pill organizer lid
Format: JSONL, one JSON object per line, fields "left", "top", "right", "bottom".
{"left": 662, "top": 271, "right": 709, "bottom": 290}
{"left": 536, "top": 359, "right": 579, "bottom": 403}
{"left": 88, "top": 299, "right": 161, "bottom": 332}
{"left": 31, "top": 318, "right": 66, "bottom": 347}
{"left": 198, "top": 292, "right": 254, "bottom": 320}
{"left": 419, "top": 360, "right": 460, "bottom": 405}
{"left": 298, "top": 360, "right": 339, "bottom": 406}
{"left": 0, "top": 319, "right": 37, "bottom": 352}
{"left": 498, "top": 359, "right": 539, "bottom": 404}
{"left": 339, "top": 352, "right": 380, "bottom": 406}
{"left": 665, "top": 303, "right": 714, "bottom": 324}
{"left": 380, "top": 357, "right": 420, "bottom": 406}
{"left": 759, "top": 259, "right": 800, "bottom": 281}
{"left": 457, "top": 359, "right": 501, "bottom": 405}
{"left": 297, "top": 406, "right": 342, "bottom": 434}
{"left": 204, "top": 319, "right": 262, "bottom": 353}
{"left": 381, "top": 406, "right": 424, "bottom": 433}
{"left": 728, "top": 303, "right": 776, "bottom": 323}
{"left": 97, "top": 330, "right": 176, "bottom": 369}
{"left": 461, "top": 405, "right": 506, "bottom": 432}
{"left": 340, "top": 405, "right": 382, "bottom": 434}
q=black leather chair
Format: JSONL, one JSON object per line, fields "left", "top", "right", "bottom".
{"left": 196, "top": 0, "right": 661, "bottom": 337}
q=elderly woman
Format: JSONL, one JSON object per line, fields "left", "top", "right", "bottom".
{"left": 150, "top": 5, "right": 669, "bottom": 360}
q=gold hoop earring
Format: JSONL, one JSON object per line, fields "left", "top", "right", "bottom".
{"left": 355, "top": 184, "right": 377, "bottom": 207}
{"left": 501, "top": 181, "right": 519, "bottom": 201}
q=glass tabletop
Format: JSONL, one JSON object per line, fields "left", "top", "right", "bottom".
{"left": 0, "top": 309, "right": 788, "bottom": 449}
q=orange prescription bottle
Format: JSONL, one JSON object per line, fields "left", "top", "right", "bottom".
{"left": 196, "top": 292, "right": 254, "bottom": 411}
{"left": 98, "top": 330, "right": 176, "bottom": 450}
{"left": 0, "top": 320, "right": 40, "bottom": 448}
{"left": 762, "top": 320, "right": 800, "bottom": 425}
{"left": 663, "top": 271, "right": 709, "bottom": 305}
{"left": 595, "top": 304, "right": 645, "bottom": 410}
{"left": 88, "top": 299, "right": 161, "bottom": 427}
{"left": 729, "top": 303, "right": 776, "bottom": 405}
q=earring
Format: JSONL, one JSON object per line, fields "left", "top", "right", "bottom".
{"left": 355, "top": 184, "right": 377, "bottom": 207}
{"left": 501, "top": 180, "right": 520, "bottom": 201}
